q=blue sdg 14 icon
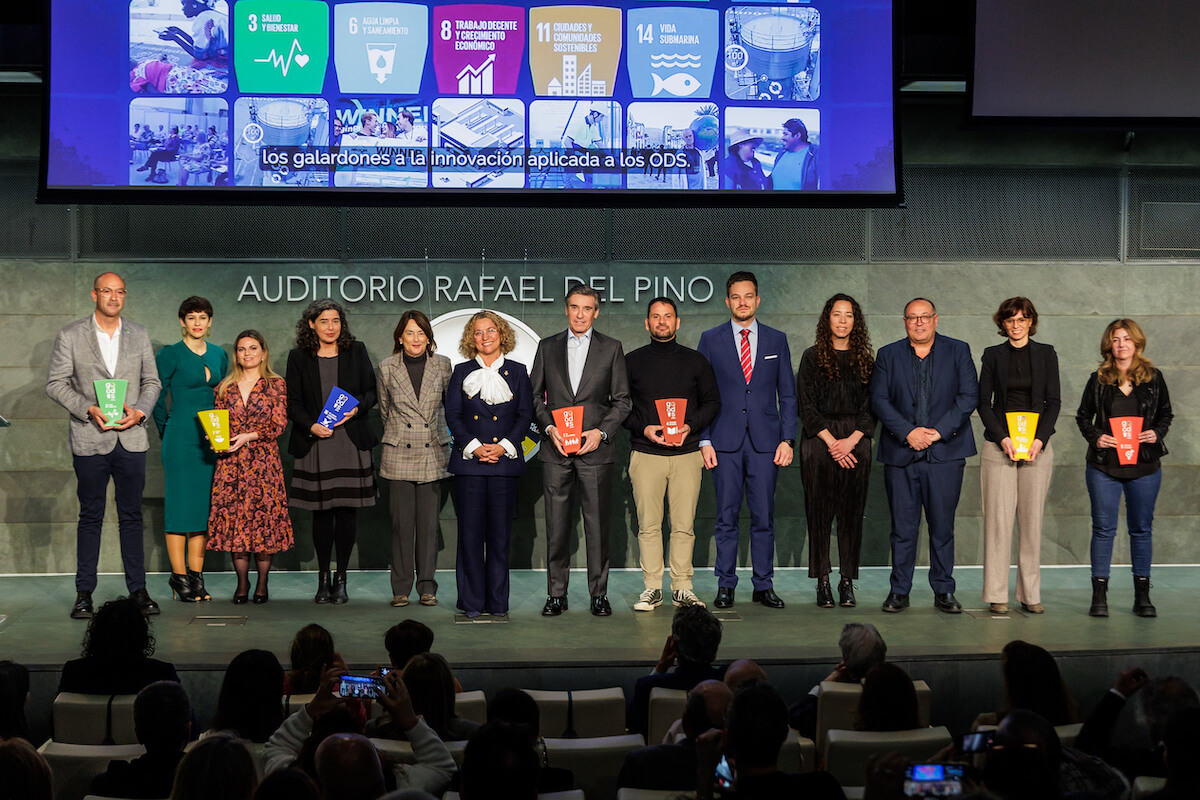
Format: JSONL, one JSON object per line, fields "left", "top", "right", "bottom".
{"left": 626, "top": 7, "right": 718, "bottom": 100}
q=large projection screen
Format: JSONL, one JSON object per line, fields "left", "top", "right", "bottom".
{"left": 41, "top": 0, "right": 900, "bottom": 206}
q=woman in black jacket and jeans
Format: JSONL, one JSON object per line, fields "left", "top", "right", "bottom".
{"left": 1076, "top": 319, "right": 1172, "bottom": 618}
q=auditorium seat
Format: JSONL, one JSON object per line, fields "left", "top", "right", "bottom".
{"left": 455, "top": 689, "right": 487, "bottom": 724}
{"left": 823, "top": 726, "right": 953, "bottom": 787}
{"left": 39, "top": 740, "right": 145, "bottom": 800}
{"left": 52, "top": 692, "right": 138, "bottom": 745}
{"left": 814, "top": 679, "right": 932, "bottom": 752}
{"left": 974, "top": 722, "right": 1083, "bottom": 747}
{"left": 443, "top": 792, "right": 584, "bottom": 800}
{"left": 617, "top": 790, "right": 696, "bottom": 800}
{"left": 646, "top": 687, "right": 687, "bottom": 745}
{"left": 523, "top": 687, "right": 627, "bottom": 738}
{"left": 544, "top": 733, "right": 645, "bottom": 800}
{"left": 371, "top": 737, "right": 468, "bottom": 768}
{"left": 282, "top": 692, "right": 316, "bottom": 716}
{"left": 1131, "top": 776, "right": 1166, "bottom": 799}
{"left": 780, "top": 729, "right": 817, "bottom": 774}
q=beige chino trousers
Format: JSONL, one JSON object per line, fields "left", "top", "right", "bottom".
{"left": 980, "top": 441, "right": 1054, "bottom": 605}
{"left": 629, "top": 450, "right": 704, "bottom": 591}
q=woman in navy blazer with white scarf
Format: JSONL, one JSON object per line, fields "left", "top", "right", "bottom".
{"left": 445, "top": 311, "right": 533, "bottom": 618}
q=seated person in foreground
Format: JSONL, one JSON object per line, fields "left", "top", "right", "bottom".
{"left": 856, "top": 663, "right": 921, "bottom": 731}
{"left": 485, "top": 688, "right": 573, "bottom": 793}
{"left": 1146, "top": 706, "right": 1200, "bottom": 800}
{"left": 627, "top": 604, "right": 725, "bottom": 738}
{"left": 58, "top": 597, "right": 179, "bottom": 695}
{"left": 458, "top": 723, "right": 538, "bottom": 800}
{"left": 367, "top": 652, "right": 478, "bottom": 742}
{"left": 91, "top": 680, "right": 190, "bottom": 799}
{"left": 695, "top": 680, "right": 845, "bottom": 800}
{"left": 0, "top": 660, "right": 31, "bottom": 742}
{"left": 618, "top": 679, "right": 731, "bottom": 790}
{"left": 789, "top": 621, "right": 886, "bottom": 738}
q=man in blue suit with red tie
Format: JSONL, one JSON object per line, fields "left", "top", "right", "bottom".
{"left": 871, "top": 298, "right": 978, "bottom": 614}
{"left": 698, "top": 272, "right": 798, "bottom": 610}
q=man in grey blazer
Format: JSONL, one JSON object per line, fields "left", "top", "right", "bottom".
{"left": 46, "top": 272, "right": 162, "bottom": 619}
{"left": 531, "top": 284, "right": 632, "bottom": 616}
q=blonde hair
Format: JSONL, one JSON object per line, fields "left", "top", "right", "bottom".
{"left": 1097, "top": 318, "right": 1155, "bottom": 386}
{"left": 458, "top": 310, "right": 516, "bottom": 359}
{"left": 216, "top": 330, "right": 282, "bottom": 398}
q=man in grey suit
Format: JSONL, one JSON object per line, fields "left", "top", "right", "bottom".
{"left": 46, "top": 272, "right": 162, "bottom": 619}
{"left": 531, "top": 284, "right": 632, "bottom": 616}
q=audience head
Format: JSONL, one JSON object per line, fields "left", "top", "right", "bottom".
{"left": 288, "top": 624, "right": 336, "bottom": 694}
{"left": 1137, "top": 676, "right": 1200, "bottom": 745}
{"left": 170, "top": 731, "right": 259, "bottom": 800}
{"left": 384, "top": 620, "right": 434, "bottom": 669}
{"left": 682, "top": 680, "right": 732, "bottom": 741}
{"left": 1162, "top": 706, "right": 1200, "bottom": 788}
{"left": 135, "top": 680, "right": 191, "bottom": 752}
{"left": 82, "top": 597, "right": 155, "bottom": 661}
{"left": 298, "top": 705, "right": 364, "bottom": 782}
{"left": 488, "top": 688, "right": 541, "bottom": 740}
{"left": 999, "top": 640, "right": 1077, "bottom": 725}
{"left": 253, "top": 768, "right": 320, "bottom": 800}
{"left": 671, "top": 605, "right": 722, "bottom": 669}
{"left": 725, "top": 680, "right": 787, "bottom": 774}
{"left": 856, "top": 663, "right": 920, "bottom": 732}
{"left": 314, "top": 733, "right": 385, "bottom": 800}
{"left": 723, "top": 659, "right": 766, "bottom": 692}
{"left": 0, "top": 737, "right": 52, "bottom": 800}
{"left": 402, "top": 652, "right": 458, "bottom": 740}
{"left": 983, "top": 709, "right": 1061, "bottom": 800}
{"left": 211, "top": 649, "right": 284, "bottom": 743}
{"left": 461, "top": 723, "right": 539, "bottom": 800}
{"left": 839, "top": 622, "right": 887, "bottom": 680}
{"left": 0, "top": 660, "right": 30, "bottom": 741}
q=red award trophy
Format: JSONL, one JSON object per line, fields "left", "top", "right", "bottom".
{"left": 552, "top": 406, "right": 584, "bottom": 454}
{"left": 655, "top": 398, "right": 688, "bottom": 445}
{"left": 1110, "top": 416, "right": 1142, "bottom": 465}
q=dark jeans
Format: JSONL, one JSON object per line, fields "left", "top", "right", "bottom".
{"left": 74, "top": 441, "right": 147, "bottom": 593}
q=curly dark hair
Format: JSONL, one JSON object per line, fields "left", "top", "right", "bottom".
{"left": 814, "top": 293, "right": 873, "bottom": 384}
{"left": 82, "top": 598, "right": 155, "bottom": 661}
{"left": 294, "top": 299, "right": 355, "bottom": 356}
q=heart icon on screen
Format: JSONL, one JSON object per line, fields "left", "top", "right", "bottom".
{"left": 295, "top": 53, "right": 310, "bottom": 67}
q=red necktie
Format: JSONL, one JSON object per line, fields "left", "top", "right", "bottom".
{"left": 740, "top": 328, "right": 753, "bottom": 384}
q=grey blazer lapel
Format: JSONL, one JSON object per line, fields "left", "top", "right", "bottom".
{"left": 82, "top": 317, "right": 108, "bottom": 376}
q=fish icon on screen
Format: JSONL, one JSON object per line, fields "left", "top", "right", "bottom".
{"left": 652, "top": 72, "right": 702, "bottom": 97}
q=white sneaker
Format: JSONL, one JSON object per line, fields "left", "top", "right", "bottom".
{"left": 633, "top": 588, "right": 662, "bottom": 612}
{"left": 672, "top": 589, "right": 706, "bottom": 608}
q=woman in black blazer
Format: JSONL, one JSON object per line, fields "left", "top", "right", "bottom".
{"left": 286, "top": 299, "right": 378, "bottom": 605}
{"left": 977, "top": 297, "right": 1060, "bottom": 615}
{"left": 444, "top": 311, "right": 533, "bottom": 618}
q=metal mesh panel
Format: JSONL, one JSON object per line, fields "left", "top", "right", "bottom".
{"left": 77, "top": 204, "right": 343, "bottom": 261}
{"left": 1128, "top": 167, "right": 1200, "bottom": 260}
{"left": 0, "top": 159, "right": 71, "bottom": 258}
{"left": 873, "top": 165, "right": 1122, "bottom": 261}
{"left": 609, "top": 206, "right": 866, "bottom": 262}
{"left": 344, "top": 206, "right": 610, "bottom": 261}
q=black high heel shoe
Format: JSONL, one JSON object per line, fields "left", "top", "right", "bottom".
{"left": 252, "top": 586, "right": 269, "bottom": 605}
{"left": 232, "top": 593, "right": 249, "bottom": 605}
{"left": 169, "top": 573, "right": 199, "bottom": 602}
{"left": 187, "top": 570, "right": 211, "bottom": 602}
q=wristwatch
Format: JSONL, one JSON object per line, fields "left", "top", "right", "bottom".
{"left": 783, "top": 439, "right": 795, "bottom": 448}
{"left": 600, "top": 430, "right": 609, "bottom": 442}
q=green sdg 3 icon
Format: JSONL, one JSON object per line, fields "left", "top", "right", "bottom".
{"left": 235, "top": 0, "right": 330, "bottom": 94}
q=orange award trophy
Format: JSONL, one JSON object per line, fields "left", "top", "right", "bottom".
{"left": 552, "top": 406, "right": 584, "bottom": 454}
{"left": 1110, "top": 416, "right": 1142, "bottom": 465}
{"left": 655, "top": 398, "right": 688, "bottom": 445}
{"left": 1004, "top": 411, "right": 1040, "bottom": 460}
{"left": 197, "top": 409, "right": 231, "bottom": 451}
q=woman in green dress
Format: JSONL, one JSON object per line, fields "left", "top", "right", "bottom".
{"left": 153, "top": 296, "right": 228, "bottom": 602}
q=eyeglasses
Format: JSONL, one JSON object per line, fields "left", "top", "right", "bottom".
{"left": 473, "top": 328, "right": 499, "bottom": 338}
{"left": 904, "top": 314, "right": 934, "bottom": 325}
{"left": 96, "top": 288, "right": 127, "bottom": 297}
{"left": 1004, "top": 316, "right": 1029, "bottom": 326}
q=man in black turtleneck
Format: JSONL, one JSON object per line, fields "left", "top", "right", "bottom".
{"left": 624, "top": 297, "right": 721, "bottom": 612}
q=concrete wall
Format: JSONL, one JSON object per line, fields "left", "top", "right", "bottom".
{"left": 4, "top": 90, "right": 1199, "bottom": 575}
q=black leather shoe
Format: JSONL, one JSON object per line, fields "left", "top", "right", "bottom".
{"left": 838, "top": 577, "right": 857, "bottom": 607}
{"left": 70, "top": 591, "right": 94, "bottom": 620}
{"left": 130, "top": 588, "right": 161, "bottom": 616}
{"left": 816, "top": 578, "right": 835, "bottom": 609}
{"left": 253, "top": 588, "right": 269, "bottom": 605}
{"left": 881, "top": 592, "right": 910, "bottom": 613}
{"left": 752, "top": 588, "right": 785, "bottom": 609}
{"left": 542, "top": 596, "right": 568, "bottom": 616}
{"left": 714, "top": 587, "right": 735, "bottom": 608}
{"left": 934, "top": 592, "right": 963, "bottom": 613}
{"left": 590, "top": 595, "right": 612, "bottom": 616}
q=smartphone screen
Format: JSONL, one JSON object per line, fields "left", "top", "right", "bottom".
{"left": 960, "top": 730, "right": 993, "bottom": 754}
{"left": 338, "top": 674, "right": 385, "bottom": 699}
{"left": 903, "top": 763, "right": 964, "bottom": 797}
{"left": 714, "top": 755, "right": 734, "bottom": 790}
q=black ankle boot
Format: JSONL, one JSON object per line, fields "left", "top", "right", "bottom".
{"left": 1133, "top": 576, "right": 1157, "bottom": 617}
{"left": 169, "top": 573, "right": 199, "bottom": 602}
{"left": 314, "top": 571, "right": 332, "bottom": 604}
{"left": 1089, "top": 576, "right": 1109, "bottom": 617}
{"left": 838, "top": 576, "right": 857, "bottom": 607}
{"left": 816, "top": 577, "right": 835, "bottom": 608}
{"left": 331, "top": 571, "right": 349, "bottom": 605}
{"left": 187, "top": 570, "right": 211, "bottom": 601}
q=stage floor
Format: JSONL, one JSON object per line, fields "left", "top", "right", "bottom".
{"left": 4, "top": 565, "right": 1198, "bottom": 741}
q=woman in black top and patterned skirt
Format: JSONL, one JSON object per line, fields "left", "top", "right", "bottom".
{"left": 797, "top": 294, "right": 876, "bottom": 608}
{"left": 286, "top": 299, "right": 378, "bottom": 605}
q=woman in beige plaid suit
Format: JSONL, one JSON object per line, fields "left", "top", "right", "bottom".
{"left": 378, "top": 310, "right": 453, "bottom": 608}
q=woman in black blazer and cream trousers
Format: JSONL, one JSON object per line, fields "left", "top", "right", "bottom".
{"left": 977, "top": 297, "right": 1060, "bottom": 615}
